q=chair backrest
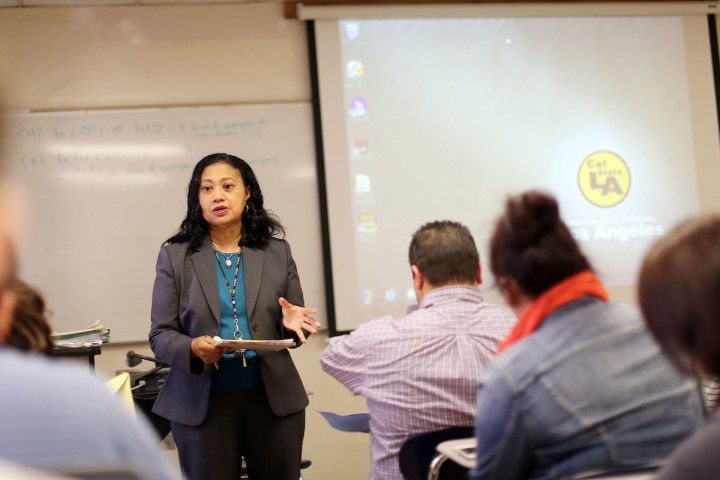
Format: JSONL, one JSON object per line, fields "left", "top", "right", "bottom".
{"left": 398, "top": 426, "right": 473, "bottom": 480}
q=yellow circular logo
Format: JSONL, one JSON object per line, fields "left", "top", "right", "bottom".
{"left": 578, "top": 151, "right": 630, "bottom": 207}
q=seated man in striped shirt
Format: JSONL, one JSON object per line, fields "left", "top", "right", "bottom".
{"left": 320, "top": 220, "right": 516, "bottom": 480}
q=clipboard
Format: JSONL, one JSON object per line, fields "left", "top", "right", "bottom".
{"left": 212, "top": 336, "right": 296, "bottom": 351}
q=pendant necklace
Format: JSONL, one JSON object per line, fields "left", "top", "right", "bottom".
{"left": 213, "top": 249, "right": 247, "bottom": 367}
{"left": 212, "top": 242, "right": 240, "bottom": 269}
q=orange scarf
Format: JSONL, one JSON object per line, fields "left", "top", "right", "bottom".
{"left": 496, "top": 270, "right": 609, "bottom": 354}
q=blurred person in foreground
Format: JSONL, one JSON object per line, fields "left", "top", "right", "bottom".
{"left": 321, "top": 220, "right": 516, "bottom": 480}
{"left": 0, "top": 111, "right": 177, "bottom": 480}
{"left": 638, "top": 214, "right": 720, "bottom": 480}
{"left": 470, "top": 190, "right": 703, "bottom": 480}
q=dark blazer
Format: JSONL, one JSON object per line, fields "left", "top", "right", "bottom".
{"left": 149, "top": 235, "right": 309, "bottom": 426}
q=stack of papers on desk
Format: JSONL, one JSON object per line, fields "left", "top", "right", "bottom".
{"left": 51, "top": 322, "right": 110, "bottom": 347}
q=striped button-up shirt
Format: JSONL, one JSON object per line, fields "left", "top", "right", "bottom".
{"left": 320, "top": 285, "right": 516, "bottom": 480}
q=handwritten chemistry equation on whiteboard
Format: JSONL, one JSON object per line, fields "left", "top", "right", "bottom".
{"left": 0, "top": 103, "right": 322, "bottom": 343}
{"left": 14, "top": 116, "right": 280, "bottom": 180}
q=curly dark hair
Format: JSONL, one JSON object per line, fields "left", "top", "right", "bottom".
{"left": 165, "top": 153, "right": 285, "bottom": 250}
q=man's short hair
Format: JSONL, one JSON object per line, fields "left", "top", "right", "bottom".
{"left": 408, "top": 220, "right": 479, "bottom": 287}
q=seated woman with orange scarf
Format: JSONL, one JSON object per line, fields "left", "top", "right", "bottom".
{"left": 469, "top": 190, "right": 703, "bottom": 480}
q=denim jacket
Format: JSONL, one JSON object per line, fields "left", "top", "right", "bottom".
{"left": 470, "top": 297, "right": 703, "bottom": 480}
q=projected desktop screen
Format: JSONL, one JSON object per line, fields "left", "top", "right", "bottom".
{"left": 310, "top": 13, "right": 720, "bottom": 334}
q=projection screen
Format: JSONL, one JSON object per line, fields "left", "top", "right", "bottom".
{"left": 304, "top": 3, "right": 720, "bottom": 334}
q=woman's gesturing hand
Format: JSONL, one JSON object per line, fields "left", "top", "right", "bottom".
{"left": 279, "top": 297, "right": 321, "bottom": 343}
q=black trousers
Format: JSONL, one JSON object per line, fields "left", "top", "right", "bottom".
{"left": 171, "top": 386, "right": 305, "bottom": 480}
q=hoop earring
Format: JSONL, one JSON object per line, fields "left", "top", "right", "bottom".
{"left": 244, "top": 204, "right": 249, "bottom": 213}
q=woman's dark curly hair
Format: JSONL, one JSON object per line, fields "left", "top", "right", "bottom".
{"left": 490, "top": 190, "right": 592, "bottom": 298}
{"left": 165, "top": 153, "right": 285, "bottom": 250}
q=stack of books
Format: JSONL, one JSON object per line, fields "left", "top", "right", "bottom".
{"left": 51, "top": 322, "right": 111, "bottom": 347}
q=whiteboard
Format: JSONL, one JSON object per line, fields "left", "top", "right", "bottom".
{"left": 1, "top": 103, "right": 325, "bottom": 343}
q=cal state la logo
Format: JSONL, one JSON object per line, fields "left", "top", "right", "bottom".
{"left": 578, "top": 151, "right": 630, "bottom": 207}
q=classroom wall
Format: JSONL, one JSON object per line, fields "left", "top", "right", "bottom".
{"left": 0, "top": 4, "right": 310, "bottom": 110}
{"left": 0, "top": 4, "right": 371, "bottom": 479}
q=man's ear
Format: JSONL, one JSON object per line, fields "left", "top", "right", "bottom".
{"left": 411, "top": 265, "right": 423, "bottom": 291}
{"left": 476, "top": 260, "right": 483, "bottom": 286}
{"left": 0, "top": 289, "right": 17, "bottom": 345}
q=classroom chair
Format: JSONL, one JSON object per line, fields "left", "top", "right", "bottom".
{"left": 427, "top": 439, "right": 663, "bottom": 480}
{"left": 398, "top": 426, "right": 473, "bottom": 480}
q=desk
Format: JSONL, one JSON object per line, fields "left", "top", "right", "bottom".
{"left": 50, "top": 345, "right": 102, "bottom": 370}
{"left": 429, "top": 438, "right": 476, "bottom": 480}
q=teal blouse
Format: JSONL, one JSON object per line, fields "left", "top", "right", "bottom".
{"left": 211, "top": 252, "right": 263, "bottom": 391}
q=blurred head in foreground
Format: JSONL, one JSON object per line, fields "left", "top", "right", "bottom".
{"left": 639, "top": 214, "right": 720, "bottom": 376}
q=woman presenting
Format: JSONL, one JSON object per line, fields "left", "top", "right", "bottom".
{"left": 149, "top": 153, "right": 320, "bottom": 480}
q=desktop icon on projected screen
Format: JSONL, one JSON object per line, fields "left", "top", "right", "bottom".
{"left": 354, "top": 174, "right": 371, "bottom": 194}
{"left": 406, "top": 288, "right": 416, "bottom": 302}
{"left": 344, "top": 22, "right": 360, "bottom": 41}
{"left": 349, "top": 98, "right": 368, "bottom": 117}
{"left": 361, "top": 289, "right": 374, "bottom": 305}
{"left": 351, "top": 136, "right": 369, "bottom": 156}
{"left": 385, "top": 289, "right": 398, "bottom": 302}
{"left": 346, "top": 60, "right": 365, "bottom": 79}
{"left": 357, "top": 213, "right": 378, "bottom": 233}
